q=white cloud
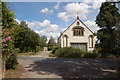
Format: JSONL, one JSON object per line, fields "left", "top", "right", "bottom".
{"left": 90, "top": 2, "right": 102, "bottom": 9}
{"left": 57, "top": 0, "right": 105, "bottom": 22}
{"left": 14, "top": 18, "right": 20, "bottom": 24}
{"left": 26, "top": 20, "right": 51, "bottom": 29}
{"left": 26, "top": 20, "right": 58, "bottom": 31}
{"left": 84, "top": 20, "right": 100, "bottom": 33}
{"left": 35, "top": 30, "right": 39, "bottom": 34}
{"left": 57, "top": 12, "right": 70, "bottom": 22}
{"left": 40, "top": 8, "right": 53, "bottom": 14}
{"left": 35, "top": 29, "right": 60, "bottom": 42}
{"left": 57, "top": 3, "right": 90, "bottom": 22}
{"left": 83, "top": 0, "right": 105, "bottom": 9}
{"left": 40, "top": 20, "right": 51, "bottom": 27}
{"left": 50, "top": 10, "right": 53, "bottom": 14}
{"left": 61, "top": 28, "right": 67, "bottom": 32}
{"left": 54, "top": 2, "right": 61, "bottom": 10}
{"left": 40, "top": 8, "right": 49, "bottom": 13}
{"left": 28, "top": 19, "right": 60, "bottom": 42}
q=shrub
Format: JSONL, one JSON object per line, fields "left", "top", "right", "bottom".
{"left": 12, "top": 48, "right": 20, "bottom": 54}
{"left": 54, "top": 47, "right": 100, "bottom": 58}
{"left": 6, "top": 54, "right": 19, "bottom": 70}
{"left": 36, "top": 46, "right": 44, "bottom": 52}
{"left": 101, "top": 54, "right": 115, "bottom": 58}
{"left": 100, "top": 53, "right": 108, "bottom": 58}
{"left": 52, "top": 46, "right": 60, "bottom": 54}
{"left": 48, "top": 47, "right": 53, "bottom": 51}
{"left": 83, "top": 52, "right": 99, "bottom": 58}
{"left": 55, "top": 47, "right": 83, "bottom": 58}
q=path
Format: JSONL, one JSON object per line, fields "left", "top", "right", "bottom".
{"left": 18, "top": 51, "right": 119, "bottom": 79}
{"left": 31, "top": 51, "right": 50, "bottom": 58}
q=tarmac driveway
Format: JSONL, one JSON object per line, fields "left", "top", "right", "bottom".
{"left": 18, "top": 51, "right": 119, "bottom": 79}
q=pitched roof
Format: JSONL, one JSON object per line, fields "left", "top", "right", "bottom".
{"left": 58, "top": 17, "right": 94, "bottom": 39}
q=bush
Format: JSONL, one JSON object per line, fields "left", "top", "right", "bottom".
{"left": 36, "top": 46, "right": 44, "bottom": 52}
{"left": 51, "top": 46, "right": 60, "bottom": 54}
{"left": 55, "top": 47, "right": 83, "bottom": 58}
{"left": 48, "top": 47, "right": 53, "bottom": 51}
{"left": 82, "top": 52, "right": 99, "bottom": 58}
{"left": 12, "top": 48, "right": 20, "bottom": 54}
{"left": 6, "top": 54, "right": 19, "bottom": 70}
{"left": 100, "top": 53, "right": 108, "bottom": 58}
{"left": 54, "top": 47, "right": 101, "bottom": 58}
{"left": 100, "top": 54, "right": 115, "bottom": 58}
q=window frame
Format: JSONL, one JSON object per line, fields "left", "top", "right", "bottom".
{"left": 89, "top": 35, "right": 94, "bottom": 48}
{"left": 73, "top": 26, "right": 84, "bottom": 36}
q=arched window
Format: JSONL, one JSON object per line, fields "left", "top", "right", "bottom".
{"left": 73, "top": 26, "right": 84, "bottom": 36}
{"left": 89, "top": 35, "right": 94, "bottom": 48}
{"left": 63, "top": 34, "right": 68, "bottom": 47}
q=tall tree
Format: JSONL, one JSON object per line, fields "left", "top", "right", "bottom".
{"left": 48, "top": 36, "right": 55, "bottom": 47}
{"left": 96, "top": 2, "right": 120, "bottom": 56}
{"left": 41, "top": 36, "right": 47, "bottom": 42}
{"left": 14, "top": 21, "right": 42, "bottom": 53}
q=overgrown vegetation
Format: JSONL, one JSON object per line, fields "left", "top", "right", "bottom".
{"left": 2, "top": 2, "right": 47, "bottom": 72}
{"left": 50, "top": 47, "right": 116, "bottom": 58}
{"left": 6, "top": 54, "right": 19, "bottom": 70}
{"left": 51, "top": 47, "right": 98, "bottom": 58}
{"left": 2, "top": 2, "right": 19, "bottom": 71}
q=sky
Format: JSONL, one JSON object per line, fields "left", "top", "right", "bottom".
{"left": 6, "top": 0, "right": 108, "bottom": 42}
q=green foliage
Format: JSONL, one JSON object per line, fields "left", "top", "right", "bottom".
{"left": 55, "top": 47, "right": 83, "bottom": 58}
{"left": 51, "top": 46, "right": 60, "bottom": 54}
{"left": 48, "top": 36, "right": 55, "bottom": 47}
{"left": 82, "top": 52, "right": 99, "bottom": 58}
{"left": 53, "top": 47, "right": 102, "bottom": 58}
{"left": 51, "top": 47, "right": 116, "bottom": 58}
{"left": 48, "top": 46, "right": 53, "bottom": 51}
{"left": 96, "top": 2, "right": 120, "bottom": 28}
{"left": 1, "top": 2, "right": 47, "bottom": 70}
{"left": 39, "top": 37, "right": 47, "bottom": 47}
{"left": 41, "top": 36, "right": 47, "bottom": 42}
{"left": 2, "top": 2, "right": 18, "bottom": 70}
{"left": 6, "top": 54, "right": 18, "bottom": 70}
{"left": 48, "top": 36, "right": 56, "bottom": 51}
{"left": 13, "top": 21, "right": 47, "bottom": 53}
{"left": 95, "top": 2, "right": 120, "bottom": 56}
{"left": 36, "top": 46, "right": 44, "bottom": 52}
{"left": 2, "top": 2, "right": 15, "bottom": 29}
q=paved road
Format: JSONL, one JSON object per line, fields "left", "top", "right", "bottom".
{"left": 18, "top": 51, "right": 119, "bottom": 78}
{"left": 30, "top": 50, "right": 50, "bottom": 58}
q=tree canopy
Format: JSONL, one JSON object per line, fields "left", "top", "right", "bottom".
{"left": 48, "top": 36, "right": 55, "bottom": 47}
{"left": 96, "top": 2, "right": 120, "bottom": 28}
{"left": 95, "top": 2, "right": 120, "bottom": 57}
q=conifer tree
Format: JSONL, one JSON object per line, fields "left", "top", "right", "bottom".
{"left": 96, "top": 2, "right": 120, "bottom": 57}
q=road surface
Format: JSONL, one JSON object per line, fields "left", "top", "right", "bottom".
{"left": 18, "top": 51, "right": 119, "bottom": 78}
